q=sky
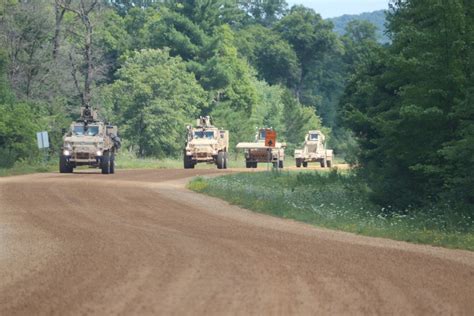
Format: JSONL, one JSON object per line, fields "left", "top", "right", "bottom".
{"left": 286, "top": 0, "right": 390, "bottom": 18}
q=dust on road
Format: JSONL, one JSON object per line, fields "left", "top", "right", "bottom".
{"left": 0, "top": 169, "right": 473, "bottom": 315}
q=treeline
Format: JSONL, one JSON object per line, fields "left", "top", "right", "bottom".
{"left": 0, "top": 0, "right": 377, "bottom": 164}
{"left": 341, "top": 0, "right": 474, "bottom": 211}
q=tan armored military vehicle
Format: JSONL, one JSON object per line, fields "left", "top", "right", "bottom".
{"left": 294, "top": 130, "right": 333, "bottom": 168}
{"left": 236, "top": 128, "right": 286, "bottom": 168}
{"left": 184, "top": 116, "right": 229, "bottom": 169}
{"left": 60, "top": 106, "right": 121, "bottom": 174}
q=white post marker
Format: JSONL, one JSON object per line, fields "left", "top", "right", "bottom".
{"left": 36, "top": 131, "right": 49, "bottom": 164}
{"left": 36, "top": 131, "right": 49, "bottom": 149}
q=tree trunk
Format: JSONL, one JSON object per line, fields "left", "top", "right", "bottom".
{"left": 53, "top": 2, "right": 68, "bottom": 60}
{"left": 83, "top": 20, "right": 93, "bottom": 107}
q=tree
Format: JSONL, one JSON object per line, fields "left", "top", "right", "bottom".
{"left": 1, "top": 0, "right": 54, "bottom": 100}
{"left": 202, "top": 25, "right": 258, "bottom": 113}
{"left": 56, "top": 0, "right": 99, "bottom": 106}
{"left": 274, "top": 5, "right": 339, "bottom": 101}
{"left": 143, "top": 7, "right": 209, "bottom": 61}
{"left": 103, "top": 49, "right": 207, "bottom": 157}
{"left": 280, "top": 90, "right": 326, "bottom": 153}
{"left": 240, "top": 0, "right": 288, "bottom": 26}
{"left": 341, "top": 0, "right": 474, "bottom": 208}
{"left": 164, "top": 0, "right": 244, "bottom": 33}
{"left": 235, "top": 24, "right": 300, "bottom": 86}
{"left": 108, "top": 0, "right": 160, "bottom": 16}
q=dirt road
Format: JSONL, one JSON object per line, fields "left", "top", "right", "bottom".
{"left": 0, "top": 169, "right": 473, "bottom": 315}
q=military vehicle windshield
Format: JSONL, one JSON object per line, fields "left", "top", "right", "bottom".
{"left": 309, "top": 133, "right": 319, "bottom": 141}
{"left": 194, "top": 131, "right": 215, "bottom": 139}
{"left": 73, "top": 125, "right": 99, "bottom": 136}
{"left": 258, "top": 130, "right": 266, "bottom": 140}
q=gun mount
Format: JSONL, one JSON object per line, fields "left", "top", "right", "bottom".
{"left": 197, "top": 116, "right": 213, "bottom": 128}
{"left": 78, "top": 106, "right": 98, "bottom": 124}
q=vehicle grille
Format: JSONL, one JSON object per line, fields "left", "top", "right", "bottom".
{"left": 76, "top": 153, "right": 90, "bottom": 159}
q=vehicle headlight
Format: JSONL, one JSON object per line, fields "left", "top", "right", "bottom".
{"left": 96, "top": 150, "right": 103, "bottom": 157}
{"left": 64, "top": 143, "right": 72, "bottom": 150}
{"left": 63, "top": 150, "right": 70, "bottom": 156}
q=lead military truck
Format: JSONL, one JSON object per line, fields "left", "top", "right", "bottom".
{"left": 60, "top": 106, "right": 121, "bottom": 174}
{"left": 294, "top": 130, "right": 333, "bottom": 168}
{"left": 184, "top": 116, "right": 229, "bottom": 169}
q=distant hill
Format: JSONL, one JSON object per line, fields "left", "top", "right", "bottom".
{"left": 328, "top": 10, "right": 389, "bottom": 44}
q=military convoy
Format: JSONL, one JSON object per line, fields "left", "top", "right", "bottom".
{"left": 236, "top": 128, "right": 286, "bottom": 169}
{"left": 184, "top": 116, "right": 229, "bottom": 169}
{"left": 294, "top": 130, "right": 333, "bottom": 168}
{"left": 60, "top": 106, "right": 121, "bottom": 174}
{"left": 58, "top": 109, "right": 334, "bottom": 174}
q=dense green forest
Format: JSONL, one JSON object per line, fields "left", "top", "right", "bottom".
{"left": 0, "top": 0, "right": 473, "bottom": 214}
{"left": 0, "top": 0, "right": 375, "bottom": 161}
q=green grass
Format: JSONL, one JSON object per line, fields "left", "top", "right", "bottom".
{"left": 0, "top": 161, "right": 57, "bottom": 177}
{"left": 116, "top": 152, "right": 183, "bottom": 169}
{"left": 0, "top": 152, "right": 275, "bottom": 176}
{"left": 188, "top": 171, "right": 474, "bottom": 251}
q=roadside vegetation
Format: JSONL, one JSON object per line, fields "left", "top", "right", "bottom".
{"left": 0, "top": 161, "right": 56, "bottom": 177}
{"left": 0, "top": 152, "right": 299, "bottom": 177}
{"left": 189, "top": 171, "right": 474, "bottom": 251}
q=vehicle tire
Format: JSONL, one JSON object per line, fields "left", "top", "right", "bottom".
{"left": 110, "top": 154, "right": 115, "bottom": 174}
{"left": 217, "top": 152, "right": 225, "bottom": 169}
{"left": 184, "top": 155, "right": 194, "bottom": 169}
{"left": 272, "top": 162, "right": 277, "bottom": 168}
{"left": 59, "top": 155, "right": 72, "bottom": 173}
{"left": 223, "top": 152, "right": 228, "bottom": 169}
{"left": 326, "top": 160, "right": 332, "bottom": 168}
{"left": 296, "top": 159, "right": 301, "bottom": 168}
{"left": 252, "top": 162, "right": 258, "bottom": 168}
{"left": 101, "top": 152, "right": 111, "bottom": 174}
{"left": 303, "top": 162, "right": 308, "bottom": 168}
{"left": 320, "top": 160, "right": 326, "bottom": 168}
{"left": 279, "top": 160, "right": 284, "bottom": 169}
{"left": 245, "top": 160, "right": 252, "bottom": 168}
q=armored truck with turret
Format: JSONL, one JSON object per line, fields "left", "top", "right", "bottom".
{"left": 294, "top": 130, "right": 333, "bottom": 168}
{"left": 184, "top": 116, "right": 229, "bottom": 169}
{"left": 236, "top": 128, "right": 286, "bottom": 168}
{"left": 60, "top": 106, "right": 121, "bottom": 174}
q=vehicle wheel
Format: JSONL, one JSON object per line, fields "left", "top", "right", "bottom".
{"left": 252, "top": 162, "right": 258, "bottom": 168}
{"left": 303, "top": 162, "right": 308, "bottom": 168}
{"left": 217, "top": 152, "right": 225, "bottom": 169}
{"left": 326, "top": 160, "right": 332, "bottom": 168}
{"left": 223, "top": 152, "right": 228, "bottom": 169}
{"left": 110, "top": 154, "right": 115, "bottom": 174}
{"left": 59, "top": 155, "right": 72, "bottom": 173}
{"left": 245, "top": 160, "right": 252, "bottom": 168}
{"left": 272, "top": 162, "right": 277, "bottom": 168}
{"left": 296, "top": 159, "right": 301, "bottom": 168}
{"left": 279, "top": 160, "right": 284, "bottom": 169}
{"left": 320, "top": 160, "right": 326, "bottom": 168}
{"left": 184, "top": 155, "right": 194, "bottom": 169}
{"left": 101, "top": 152, "right": 112, "bottom": 174}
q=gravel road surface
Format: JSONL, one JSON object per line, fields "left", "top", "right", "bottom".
{"left": 0, "top": 169, "right": 473, "bottom": 315}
